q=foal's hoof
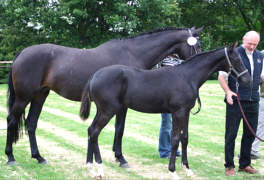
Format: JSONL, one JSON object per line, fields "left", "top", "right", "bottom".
{"left": 94, "top": 175, "right": 103, "bottom": 180}
{"left": 37, "top": 157, "right": 48, "bottom": 164}
{"left": 115, "top": 156, "right": 129, "bottom": 168}
{"left": 7, "top": 160, "right": 18, "bottom": 166}
{"left": 120, "top": 162, "right": 130, "bottom": 168}
{"left": 39, "top": 160, "right": 48, "bottom": 165}
{"left": 169, "top": 172, "right": 180, "bottom": 180}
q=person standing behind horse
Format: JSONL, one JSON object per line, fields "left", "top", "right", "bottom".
{"left": 218, "top": 31, "right": 264, "bottom": 176}
{"left": 251, "top": 49, "right": 264, "bottom": 159}
{"left": 158, "top": 54, "right": 182, "bottom": 158}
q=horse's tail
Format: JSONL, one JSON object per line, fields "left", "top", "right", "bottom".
{"left": 7, "top": 64, "right": 15, "bottom": 115}
{"left": 7, "top": 51, "right": 26, "bottom": 143}
{"left": 191, "top": 92, "right": 201, "bottom": 115}
{"left": 80, "top": 79, "right": 92, "bottom": 120}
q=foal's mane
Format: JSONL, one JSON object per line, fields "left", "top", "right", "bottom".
{"left": 184, "top": 47, "right": 225, "bottom": 63}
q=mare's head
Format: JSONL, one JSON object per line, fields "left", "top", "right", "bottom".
{"left": 175, "top": 27, "right": 203, "bottom": 60}
{"left": 224, "top": 41, "right": 251, "bottom": 86}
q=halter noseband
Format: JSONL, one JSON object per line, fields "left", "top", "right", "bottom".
{"left": 224, "top": 47, "right": 248, "bottom": 79}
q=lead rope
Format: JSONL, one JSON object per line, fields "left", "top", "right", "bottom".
{"left": 236, "top": 81, "right": 264, "bottom": 142}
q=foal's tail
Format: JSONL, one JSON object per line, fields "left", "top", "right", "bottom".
{"left": 80, "top": 79, "right": 92, "bottom": 120}
{"left": 7, "top": 51, "right": 26, "bottom": 143}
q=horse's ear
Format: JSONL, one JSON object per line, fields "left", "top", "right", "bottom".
{"left": 192, "top": 26, "right": 204, "bottom": 36}
{"left": 231, "top": 41, "right": 238, "bottom": 50}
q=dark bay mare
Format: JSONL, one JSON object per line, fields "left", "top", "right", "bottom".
{"left": 79, "top": 42, "right": 251, "bottom": 178}
{"left": 5, "top": 27, "right": 203, "bottom": 166}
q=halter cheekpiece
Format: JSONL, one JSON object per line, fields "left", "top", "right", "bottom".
{"left": 224, "top": 47, "right": 248, "bottom": 79}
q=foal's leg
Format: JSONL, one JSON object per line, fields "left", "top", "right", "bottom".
{"left": 26, "top": 89, "right": 49, "bottom": 164}
{"left": 5, "top": 98, "right": 28, "bottom": 165}
{"left": 88, "top": 111, "right": 114, "bottom": 178}
{"left": 87, "top": 111, "right": 101, "bottom": 164}
{"left": 169, "top": 109, "right": 190, "bottom": 179}
{"left": 113, "top": 107, "right": 129, "bottom": 167}
{"left": 180, "top": 112, "right": 193, "bottom": 176}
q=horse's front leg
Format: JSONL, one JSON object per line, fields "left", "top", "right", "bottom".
{"left": 113, "top": 107, "right": 129, "bottom": 168}
{"left": 169, "top": 109, "right": 193, "bottom": 180}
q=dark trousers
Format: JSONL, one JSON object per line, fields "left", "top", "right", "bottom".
{"left": 225, "top": 100, "right": 259, "bottom": 169}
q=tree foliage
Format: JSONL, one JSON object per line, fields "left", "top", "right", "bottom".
{"left": 178, "top": 0, "right": 264, "bottom": 50}
{"left": 59, "top": 0, "right": 181, "bottom": 47}
{"left": 1, "top": 0, "right": 264, "bottom": 82}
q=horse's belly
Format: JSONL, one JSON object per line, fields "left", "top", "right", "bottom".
{"left": 51, "top": 84, "right": 83, "bottom": 101}
{"left": 126, "top": 99, "right": 168, "bottom": 113}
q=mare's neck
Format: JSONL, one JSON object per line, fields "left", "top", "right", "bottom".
{"left": 126, "top": 30, "right": 187, "bottom": 69}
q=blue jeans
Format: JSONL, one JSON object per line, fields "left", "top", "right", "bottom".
{"left": 158, "top": 113, "right": 180, "bottom": 158}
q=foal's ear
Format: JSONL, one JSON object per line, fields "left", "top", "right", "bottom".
{"left": 192, "top": 26, "right": 204, "bottom": 36}
{"left": 231, "top": 41, "right": 238, "bottom": 50}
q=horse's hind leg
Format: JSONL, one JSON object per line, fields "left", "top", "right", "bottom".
{"left": 113, "top": 107, "right": 129, "bottom": 168}
{"left": 5, "top": 98, "right": 28, "bottom": 165}
{"left": 87, "top": 111, "right": 100, "bottom": 164}
{"left": 26, "top": 88, "right": 49, "bottom": 164}
{"left": 87, "top": 111, "right": 114, "bottom": 178}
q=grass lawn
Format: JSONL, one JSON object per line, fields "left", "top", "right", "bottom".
{"left": 0, "top": 80, "right": 263, "bottom": 179}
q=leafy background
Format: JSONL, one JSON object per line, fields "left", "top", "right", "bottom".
{"left": 1, "top": 0, "right": 264, "bottom": 80}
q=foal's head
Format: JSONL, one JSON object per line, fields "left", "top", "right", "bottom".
{"left": 224, "top": 41, "right": 251, "bottom": 86}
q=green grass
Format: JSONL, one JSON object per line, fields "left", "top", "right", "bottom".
{"left": 0, "top": 81, "right": 264, "bottom": 180}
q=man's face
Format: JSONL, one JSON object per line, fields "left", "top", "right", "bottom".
{"left": 243, "top": 36, "right": 259, "bottom": 53}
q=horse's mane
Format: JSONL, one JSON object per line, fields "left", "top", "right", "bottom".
{"left": 109, "top": 27, "right": 188, "bottom": 42}
{"left": 183, "top": 46, "right": 225, "bottom": 63}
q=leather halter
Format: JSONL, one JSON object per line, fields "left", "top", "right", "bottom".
{"left": 224, "top": 47, "right": 248, "bottom": 79}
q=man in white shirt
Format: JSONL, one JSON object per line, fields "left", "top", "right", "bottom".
{"left": 218, "top": 31, "right": 264, "bottom": 176}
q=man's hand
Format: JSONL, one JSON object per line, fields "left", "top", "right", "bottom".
{"left": 261, "top": 75, "right": 264, "bottom": 82}
{"left": 226, "top": 90, "right": 237, "bottom": 105}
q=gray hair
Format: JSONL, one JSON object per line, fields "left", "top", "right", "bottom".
{"left": 243, "top": 31, "right": 260, "bottom": 41}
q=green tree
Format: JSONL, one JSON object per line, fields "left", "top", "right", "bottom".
{"left": 59, "top": 0, "right": 182, "bottom": 47}
{"left": 0, "top": 0, "right": 183, "bottom": 82}
{"left": 0, "top": 0, "right": 62, "bottom": 60}
{"left": 178, "top": 0, "right": 264, "bottom": 50}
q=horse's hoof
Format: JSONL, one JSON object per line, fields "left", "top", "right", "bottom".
{"left": 186, "top": 169, "right": 194, "bottom": 176}
{"left": 95, "top": 175, "right": 103, "bottom": 180}
{"left": 38, "top": 159, "right": 48, "bottom": 165}
{"left": 120, "top": 162, "right": 130, "bottom": 168}
{"left": 7, "top": 161, "right": 18, "bottom": 166}
{"left": 39, "top": 160, "right": 48, "bottom": 165}
{"left": 36, "top": 156, "right": 47, "bottom": 164}
{"left": 169, "top": 172, "right": 180, "bottom": 180}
